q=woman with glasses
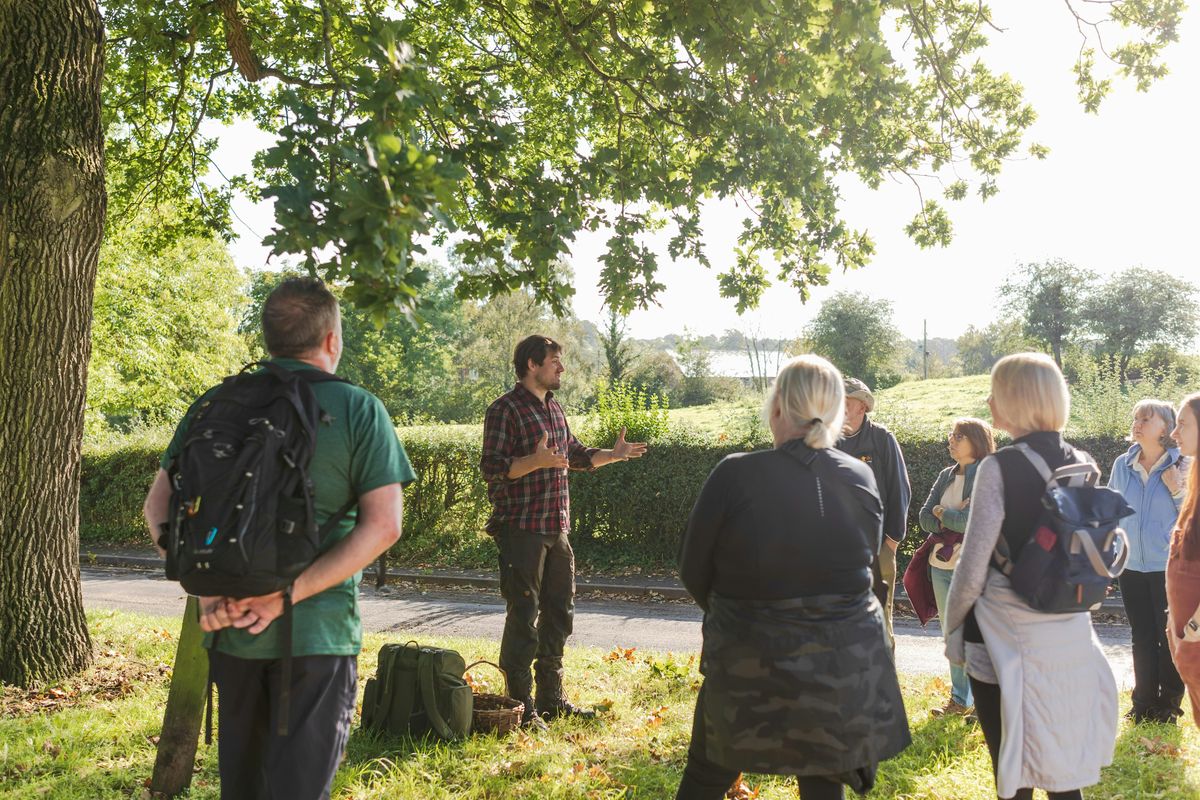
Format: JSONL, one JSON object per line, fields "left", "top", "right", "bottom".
{"left": 1107, "top": 399, "right": 1186, "bottom": 723}
{"left": 903, "top": 418, "right": 995, "bottom": 718}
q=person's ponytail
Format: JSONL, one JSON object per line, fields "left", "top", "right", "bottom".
{"left": 803, "top": 416, "right": 827, "bottom": 449}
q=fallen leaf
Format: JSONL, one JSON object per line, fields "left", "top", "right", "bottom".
{"left": 725, "top": 775, "right": 759, "bottom": 799}
{"left": 1139, "top": 736, "right": 1182, "bottom": 757}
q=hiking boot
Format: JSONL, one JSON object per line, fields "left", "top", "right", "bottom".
{"left": 538, "top": 700, "right": 597, "bottom": 722}
{"left": 518, "top": 698, "right": 548, "bottom": 731}
{"left": 930, "top": 699, "right": 972, "bottom": 718}
{"left": 1125, "top": 707, "right": 1154, "bottom": 725}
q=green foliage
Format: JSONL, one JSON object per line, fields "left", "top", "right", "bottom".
{"left": 625, "top": 351, "right": 686, "bottom": 407}
{"left": 87, "top": 219, "right": 250, "bottom": 432}
{"left": 1000, "top": 259, "right": 1095, "bottom": 367}
{"left": 79, "top": 428, "right": 169, "bottom": 546}
{"left": 1067, "top": 359, "right": 1194, "bottom": 439}
{"left": 956, "top": 319, "right": 1034, "bottom": 376}
{"left": 77, "top": 365, "right": 1191, "bottom": 571}
{"left": 671, "top": 331, "right": 739, "bottom": 407}
{"left": 454, "top": 287, "right": 604, "bottom": 416}
{"left": 582, "top": 383, "right": 670, "bottom": 448}
{"left": 242, "top": 267, "right": 477, "bottom": 423}
{"left": 598, "top": 309, "right": 637, "bottom": 384}
{"left": 392, "top": 425, "right": 494, "bottom": 565}
{"left": 803, "top": 292, "right": 904, "bottom": 389}
{"left": 1084, "top": 267, "right": 1200, "bottom": 381}
{"left": 258, "top": 20, "right": 465, "bottom": 325}
{"left": 100, "top": 0, "right": 1185, "bottom": 321}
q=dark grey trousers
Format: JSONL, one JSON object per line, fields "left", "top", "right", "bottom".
{"left": 208, "top": 650, "right": 357, "bottom": 800}
{"left": 495, "top": 526, "right": 575, "bottom": 701}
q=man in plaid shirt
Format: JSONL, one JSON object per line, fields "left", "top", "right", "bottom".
{"left": 481, "top": 334, "right": 647, "bottom": 726}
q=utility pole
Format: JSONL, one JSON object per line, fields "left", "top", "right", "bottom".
{"left": 923, "top": 319, "right": 929, "bottom": 380}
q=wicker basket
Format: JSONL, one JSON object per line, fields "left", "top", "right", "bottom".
{"left": 464, "top": 660, "right": 524, "bottom": 734}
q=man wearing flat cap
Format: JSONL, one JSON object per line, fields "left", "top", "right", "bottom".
{"left": 837, "top": 377, "right": 911, "bottom": 648}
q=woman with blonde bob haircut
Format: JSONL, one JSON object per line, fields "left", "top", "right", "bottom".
{"left": 676, "top": 355, "right": 910, "bottom": 800}
{"left": 945, "top": 353, "right": 1118, "bottom": 800}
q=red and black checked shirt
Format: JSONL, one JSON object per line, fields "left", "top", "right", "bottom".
{"left": 480, "top": 384, "right": 597, "bottom": 535}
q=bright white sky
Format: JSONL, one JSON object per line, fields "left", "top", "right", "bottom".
{"left": 215, "top": 4, "right": 1200, "bottom": 344}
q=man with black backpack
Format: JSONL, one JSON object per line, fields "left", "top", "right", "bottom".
{"left": 143, "top": 277, "right": 414, "bottom": 800}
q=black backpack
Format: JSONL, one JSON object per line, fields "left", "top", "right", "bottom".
{"left": 162, "top": 361, "right": 355, "bottom": 735}
{"left": 992, "top": 443, "right": 1134, "bottom": 613}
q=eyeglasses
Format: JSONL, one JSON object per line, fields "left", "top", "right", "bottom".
{"left": 947, "top": 432, "right": 967, "bottom": 442}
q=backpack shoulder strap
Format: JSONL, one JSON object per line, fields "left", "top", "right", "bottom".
{"left": 317, "top": 497, "right": 358, "bottom": 539}
{"left": 991, "top": 445, "right": 1047, "bottom": 576}
{"left": 296, "top": 369, "right": 351, "bottom": 386}
{"left": 1012, "top": 442, "right": 1054, "bottom": 484}
{"left": 1013, "top": 442, "right": 1099, "bottom": 488}
{"left": 418, "top": 653, "right": 457, "bottom": 739}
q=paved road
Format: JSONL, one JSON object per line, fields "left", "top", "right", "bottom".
{"left": 82, "top": 568, "right": 1134, "bottom": 687}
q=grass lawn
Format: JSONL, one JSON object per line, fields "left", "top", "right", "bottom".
{"left": 3, "top": 610, "right": 1198, "bottom": 799}
{"left": 871, "top": 375, "right": 993, "bottom": 435}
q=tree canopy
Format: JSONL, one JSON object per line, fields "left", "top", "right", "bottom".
{"left": 803, "top": 291, "right": 903, "bottom": 388}
{"left": 102, "top": 0, "right": 1185, "bottom": 323}
{"left": 88, "top": 216, "right": 252, "bottom": 431}
{"left": 1000, "top": 259, "right": 1095, "bottom": 368}
{"left": 1085, "top": 267, "right": 1200, "bottom": 380}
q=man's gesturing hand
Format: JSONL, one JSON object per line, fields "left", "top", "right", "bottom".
{"left": 532, "top": 432, "right": 570, "bottom": 470}
{"left": 611, "top": 427, "right": 648, "bottom": 461}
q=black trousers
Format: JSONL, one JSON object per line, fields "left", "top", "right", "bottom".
{"left": 675, "top": 686, "right": 846, "bottom": 800}
{"left": 969, "top": 677, "right": 1083, "bottom": 800}
{"left": 208, "top": 650, "right": 357, "bottom": 800}
{"left": 495, "top": 527, "right": 575, "bottom": 702}
{"left": 1119, "top": 569, "right": 1184, "bottom": 720}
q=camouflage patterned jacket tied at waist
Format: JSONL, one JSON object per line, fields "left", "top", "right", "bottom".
{"left": 699, "top": 590, "right": 911, "bottom": 783}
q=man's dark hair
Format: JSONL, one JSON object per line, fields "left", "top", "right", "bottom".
{"left": 513, "top": 335, "right": 562, "bottom": 379}
{"left": 262, "top": 277, "right": 340, "bottom": 358}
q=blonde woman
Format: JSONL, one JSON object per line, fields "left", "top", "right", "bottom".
{"left": 676, "top": 355, "right": 910, "bottom": 800}
{"left": 944, "top": 353, "right": 1117, "bottom": 800}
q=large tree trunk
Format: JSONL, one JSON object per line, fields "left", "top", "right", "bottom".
{"left": 0, "top": 0, "right": 105, "bottom": 686}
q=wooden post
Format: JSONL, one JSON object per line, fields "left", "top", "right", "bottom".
{"left": 150, "top": 596, "right": 209, "bottom": 796}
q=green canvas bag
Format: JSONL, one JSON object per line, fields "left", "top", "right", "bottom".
{"left": 360, "top": 641, "right": 474, "bottom": 740}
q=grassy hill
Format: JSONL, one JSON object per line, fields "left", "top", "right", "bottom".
{"left": 872, "top": 374, "right": 992, "bottom": 434}
{"left": 662, "top": 375, "right": 992, "bottom": 439}
{"left": 397, "top": 371, "right": 1195, "bottom": 443}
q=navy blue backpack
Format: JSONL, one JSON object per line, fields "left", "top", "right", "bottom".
{"left": 992, "top": 443, "right": 1135, "bottom": 613}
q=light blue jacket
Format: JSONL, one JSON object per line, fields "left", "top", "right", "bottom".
{"left": 1108, "top": 444, "right": 1185, "bottom": 573}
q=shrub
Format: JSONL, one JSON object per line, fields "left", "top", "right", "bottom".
{"left": 76, "top": 424, "right": 1134, "bottom": 574}
{"left": 1067, "top": 359, "right": 1192, "bottom": 439}
{"left": 581, "top": 381, "right": 670, "bottom": 445}
{"left": 79, "top": 427, "right": 169, "bottom": 545}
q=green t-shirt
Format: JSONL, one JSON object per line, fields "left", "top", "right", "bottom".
{"left": 161, "top": 359, "right": 415, "bottom": 659}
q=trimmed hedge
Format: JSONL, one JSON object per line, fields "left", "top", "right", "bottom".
{"left": 78, "top": 425, "right": 1132, "bottom": 572}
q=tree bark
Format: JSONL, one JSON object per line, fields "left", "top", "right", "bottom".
{"left": 0, "top": 0, "right": 105, "bottom": 685}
